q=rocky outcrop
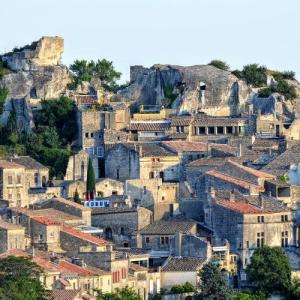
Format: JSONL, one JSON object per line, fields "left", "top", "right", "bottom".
{"left": 1, "top": 36, "right": 64, "bottom": 71}
{"left": 117, "top": 64, "right": 251, "bottom": 116}
{"left": 0, "top": 36, "right": 70, "bottom": 131}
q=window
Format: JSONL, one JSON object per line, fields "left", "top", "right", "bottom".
{"left": 143, "top": 186, "right": 147, "bottom": 194}
{"left": 261, "top": 216, "right": 265, "bottom": 222}
{"left": 198, "top": 127, "right": 206, "bottom": 135}
{"left": 91, "top": 132, "right": 94, "bottom": 138}
{"left": 281, "top": 231, "right": 288, "bottom": 247}
{"left": 120, "top": 227, "right": 125, "bottom": 235}
{"left": 258, "top": 216, "right": 265, "bottom": 223}
{"left": 85, "top": 132, "right": 89, "bottom": 138}
{"left": 149, "top": 172, "right": 154, "bottom": 179}
{"left": 17, "top": 175, "right": 21, "bottom": 184}
{"left": 285, "top": 215, "right": 288, "bottom": 222}
{"left": 257, "top": 232, "right": 264, "bottom": 248}
{"left": 8, "top": 176, "right": 12, "bottom": 185}
{"left": 189, "top": 155, "right": 193, "bottom": 161}
{"left": 34, "top": 173, "right": 38, "bottom": 184}
{"left": 246, "top": 241, "right": 249, "bottom": 248}
{"left": 161, "top": 196, "right": 165, "bottom": 201}
{"left": 116, "top": 169, "right": 120, "bottom": 180}
{"left": 258, "top": 216, "right": 260, "bottom": 223}
{"left": 145, "top": 237, "right": 150, "bottom": 243}
{"left": 160, "top": 236, "right": 169, "bottom": 245}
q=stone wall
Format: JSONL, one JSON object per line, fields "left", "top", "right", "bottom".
{"left": 64, "top": 150, "right": 89, "bottom": 181}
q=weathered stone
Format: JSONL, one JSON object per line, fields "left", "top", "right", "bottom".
{"left": 117, "top": 64, "right": 251, "bottom": 116}
{"left": 1, "top": 36, "right": 64, "bottom": 72}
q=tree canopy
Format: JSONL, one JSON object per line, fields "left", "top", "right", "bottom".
{"left": 246, "top": 246, "right": 291, "bottom": 296}
{"left": 209, "top": 60, "right": 230, "bottom": 71}
{"left": 198, "top": 262, "right": 231, "bottom": 300}
{"left": 69, "top": 59, "right": 121, "bottom": 90}
{"left": 96, "top": 287, "right": 141, "bottom": 300}
{"left": 86, "top": 157, "right": 96, "bottom": 199}
{"left": 0, "top": 256, "right": 49, "bottom": 300}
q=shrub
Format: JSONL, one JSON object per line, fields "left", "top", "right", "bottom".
{"left": 241, "top": 64, "right": 267, "bottom": 87}
{"left": 209, "top": 60, "right": 230, "bottom": 71}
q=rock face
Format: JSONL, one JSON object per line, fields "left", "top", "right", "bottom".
{"left": 117, "top": 64, "right": 251, "bottom": 116}
{"left": 1, "top": 36, "right": 64, "bottom": 71}
{"left": 0, "top": 36, "right": 70, "bottom": 131}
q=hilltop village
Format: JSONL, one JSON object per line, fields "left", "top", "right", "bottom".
{"left": 1, "top": 37, "right": 300, "bottom": 299}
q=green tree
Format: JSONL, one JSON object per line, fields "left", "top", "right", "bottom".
{"left": 246, "top": 246, "right": 291, "bottom": 296}
{"left": 230, "top": 290, "right": 266, "bottom": 300}
{"left": 0, "top": 86, "right": 8, "bottom": 114}
{"left": 163, "top": 83, "right": 178, "bottom": 108}
{"left": 0, "top": 256, "right": 49, "bottom": 300}
{"left": 74, "top": 188, "right": 81, "bottom": 204}
{"left": 198, "top": 262, "right": 231, "bottom": 300}
{"left": 209, "top": 60, "right": 230, "bottom": 71}
{"left": 69, "top": 59, "right": 121, "bottom": 90}
{"left": 241, "top": 64, "right": 267, "bottom": 87}
{"left": 96, "top": 287, "right": 141, "bottom": 300}
{"left": 170, "top": 282, "right": 196, "bottom": 294}
{"left": 86, "top": 157, "right": 96, "bottom": 199}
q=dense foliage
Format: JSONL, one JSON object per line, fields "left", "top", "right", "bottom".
{"left": 74, "top": 188, "right": 81, "bottom": 204}
{"left": 0, "top": 256, "right": 49, "bottom": 300}
{"left": 198, "top": 262, "right": 231, "bottom": 300}
{"left": 246, "top": 246, "right": 291, "bottom": 296}
{"left": 96, "top": 287, "right": 141, "bottom": 300}
{"left": 209, "top": 60, "right": 230, "bottom": 71}
{"left": 0, "top": 86, "right": 8, "bottom": 114}
{"left": 239, "top": 64, "right": 267, "bottom": 87}
{"left": 163, "top": 83, "right": 178, "bottom": 108}
{"left": 69, "top": 59, "right": 121, "bottom": 90}
{"left": 230, "top": 291, "right": 266, "bottom": 300}
{"left": 170, "top": 282, "right": 196, "bottom": 294}
{"left": 0, "top": 96, "right": 76, "bottom": 178}
{"left": 257, "top": 80, "right": 297, "bottom": 100}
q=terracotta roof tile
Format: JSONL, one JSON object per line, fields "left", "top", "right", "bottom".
{"left": 58, "top": 260, "right": 96, "bottom": 276}
{"left": 206, "top": 169, "right": 264, "bottom": 191}
{"left": 31, "top": 216, "right": 61, "bottom": 226}
{"left": 62, "top": 225, "right": 109, "bottom": 246}
{"left": 51, "top": 289, "right": 81, "bottom": 300}
{"left": 0, "top": 160, "right": 23, "bottom": 169}
{"left": 216, "top": 200, "right": 263, "bottom": 214}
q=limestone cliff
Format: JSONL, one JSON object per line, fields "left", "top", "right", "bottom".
{"left": 117, "top": 64, "right": 252, "bottom": 116}
{"left": 0, "top": 36, "right": 70, "bottom": 131}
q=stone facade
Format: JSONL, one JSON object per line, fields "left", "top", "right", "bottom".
{"left": 105, "top": 144, "right": 140, "bottom": 181}
{"left": 0, "top": 160, "right": 29, "bottom": 207}
{"left": 64, "top": 150, "right": 89, "bottom": 181}
{"left": 92, "top": 207, "right": 152, "bottom": 247}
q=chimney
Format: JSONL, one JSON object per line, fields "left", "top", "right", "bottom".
{"left": 229, "top": 190, "right": 235, "bottom": 202}
{"left": 175, "top": 231, "right": 183, "bottom": 256}
{"left": 50, "top": 256, "right": 60, "bottom": 264}
{"left": 236, "top": 144, "right": 242, "bottom": 158}
{"left": 258, "top": 194, "right": 264, "bottom": 209}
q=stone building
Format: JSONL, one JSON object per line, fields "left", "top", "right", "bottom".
{"left": 0, "top": 219, "right": 27, "bottom": 253}
{"left": 125, "top": 178, "right": 178, "bottom": 220}
{"left": 11, "top": 156, "right": 49, "bottom": 188}
{"left": 208, "top": 190, "right": 293, "bottom": 270}
{"left": 137, "top": 220, "right": 197, "bottom": 253}
{"left": 105, "top": 144, "right": 140, "bottom": 181}
{"left": 64, "top": 150, "right": 89, "bottom": 181}
{"left": 92, "top": 206, "right": 152, "bottom": 247}
{"left": 0, "top": 160, "right": 28, "bottom": 207}
{"left": 160, "top": 257, "right": 205, "bottom": 290}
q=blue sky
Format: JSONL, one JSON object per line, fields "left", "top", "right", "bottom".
{"left": 1, "top": 0, "right": 299, "bottom": 81}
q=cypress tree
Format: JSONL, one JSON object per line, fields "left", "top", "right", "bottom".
{"left": 73, "top": 189, "right": 81, "bottom": 204}
{"left": 86, "top": 157, "right": 96, "bottom": 199}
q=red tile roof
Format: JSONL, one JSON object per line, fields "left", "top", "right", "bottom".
{"left": 162, "top": 141, "right": 208, "bottom": 153}
{"left": 31, "top": 216, "right": 61, "bottom": 226}
{"left": 216, "top": 200, "right": 263, "bottom": 214}
{"left": 206, "top": 169, "right": 264, "bottom": 191}
{"left": 58, "top": 260, "right": 96, "bottom": 276}
{"left": 62, "top": 226, "right": 109, "bottom": 246}
{"left": 32, "top": 256, "right": 60, "bottom": 273}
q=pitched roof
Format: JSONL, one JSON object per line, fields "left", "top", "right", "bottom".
{"left": 129, "top": 121, "right": 171, "bottom": 132}
{"left": 214, "top": 190, "right": 290, "bottom": 214}
{"left": 58, "top": 260, "right": 97, "bottom": 276}
{"left": 0, "top": 160, "right": 23, "bottom": 169}
{"left": 51, "top": 289, "right": 81, "bottom": 300}
{"left": 187, "top": 157, "right": 229, "bottom": 168}
{"left": 162, "top": 256, "right": 205, "bottom": 272}
{"left": 162, "top": 141, "right": 208, "bottom": 153}
{"left": 139, "top": 143, "right": 177, "bottom": 157}
{"left": 31, "top": 216, "right": 61, "bottom": 226}
{"left": 62, "top": 226, "right": 109, "bottom": 246}
{"left": 139, "top": 220, "right": 195, "bottom": 235}
{"left": 206, "top": 169, "right": 263, "bottom": 191}
{"left": 170, "top": 116, "right": 192, "bottom": 126}
{"left": 11, "top": 156, "right": 48, "bottom": 170}
{"left": 92, "top": 206, "right": 139, "bottom": 215}
{"left": 262, "top": 144, "right": 300, "bottom": 176}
